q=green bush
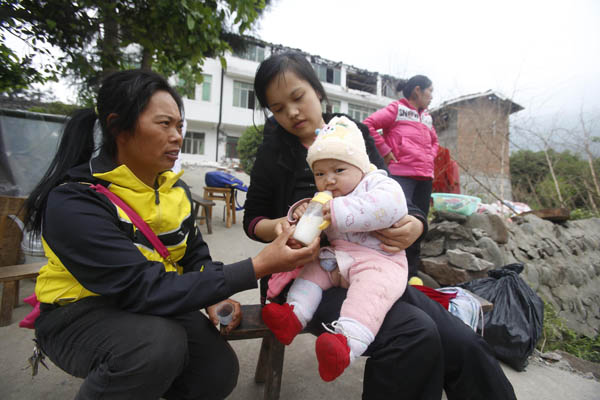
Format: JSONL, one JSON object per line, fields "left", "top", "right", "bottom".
{"left": 28, "top": 101, "right": 79, "bottom": 116}
{"left": 537, "top": 300, "right": 600, "bottom": 363}
{"left": 237, "top": 124, "right": 263, "bottom": 175}
{"left": 570, "top": 208, "right": 598, "bottom": 220}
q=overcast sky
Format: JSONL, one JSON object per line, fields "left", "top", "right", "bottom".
{"left": 18, "top": 0, "right": 599, "bottom": 149}
{"left": 255, "top": 0, "right": 599, "bottom": 132}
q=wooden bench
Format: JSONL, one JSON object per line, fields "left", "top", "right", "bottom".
{"left": 0, "top": 261, "right": 44, "bottom": 327}
{"left": 222, "top": 291, "right": 493, "bottom": 400}
{"left": 222, "top": 304, "right": 289, "bottom": 400}
{"left": 190, "top": 192, "right": 215, "bottom": 234}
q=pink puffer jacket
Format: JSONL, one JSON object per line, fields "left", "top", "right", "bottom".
{"left": 364, "top": 98, "right": 439, "bottom": 178}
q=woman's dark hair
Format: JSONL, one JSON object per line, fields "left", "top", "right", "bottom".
{"left": 24, "top": 69, "right": 183, "bottom": 235}
{"left": 396, "top": 75, "right": 432, "bottom": 99}
{"left": 254, "top": 51, "right": 328, "bottom": 111}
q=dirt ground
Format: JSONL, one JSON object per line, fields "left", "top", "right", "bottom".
{"left": 1, "top": 165, "right": 599, "bottom": 399}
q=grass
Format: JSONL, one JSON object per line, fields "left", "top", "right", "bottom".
{"left": 537, "top": 300, "right": 600, "bottom": 363}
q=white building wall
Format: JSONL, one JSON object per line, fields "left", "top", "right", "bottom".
{"left": 179, "top": 43, "right": 398, "bottom": 166}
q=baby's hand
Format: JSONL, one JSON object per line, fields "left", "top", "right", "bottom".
{"left": 322, "top": 201, "right": 332, "bottom": 221}
{"left": 292, "top": 202, "right": 309, "bottom": 221}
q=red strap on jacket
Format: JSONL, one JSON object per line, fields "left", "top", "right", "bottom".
{"left": 91, "top": 184, "right": 175, "bottom": 267}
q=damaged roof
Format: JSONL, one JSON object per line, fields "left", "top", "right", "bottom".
{"left": 432, "top": 90, "right": 524, "bottom": 114}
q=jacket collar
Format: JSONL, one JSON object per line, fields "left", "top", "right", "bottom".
{"left": 399, "top": 98, "right": 417, "bottom": 110}
{"left": 89, "top": 149, "right": 183, "bottom": 192}
{"left": 399, "top": 98, "right": 428, "bottom": 115}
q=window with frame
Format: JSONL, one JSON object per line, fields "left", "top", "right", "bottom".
{"left": 348, "top": 103, "right": 377, "bottom": 122}
{"left": 225, "top": 136, "right": 239, "bottom": 159}
{"left": 181, "top": 131, "right": 205, "bottom": 155}
{"left": 233, "top": 81, "right": 257, "bottom": 109}
{"left": 201, "top": 75, "right": 211, "bottom": 101}
{"left": 234, "top": 44, "right": 266, "bottom": 62}
{"left": 382, "top": 81, "right": 397, "bottom": 98}
{"left": 312, "top": 63, "right": 341, "bottom": 85}
{"left": 321, "top": 99, "right": 341, "bottom": 114}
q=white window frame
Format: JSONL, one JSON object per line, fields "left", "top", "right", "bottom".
{"left": 201, "top": 75, "right": 212, "bottom": 102}
{"left": 322, "top": 99, "right": 341, "bottom": 114}
{"left": 181, "top": 131, "right": 205, "bottom": 155}
{"left": 348, "top": 103, "right": 377, "bottom": 122}
{"left": 236, "top": 44, "right": 266, "bottom": 62}
{"left": 233, "top": 81, "right": 257, "bottom": 109}
{"left": 313, "top": 64, "right": 341, "bottom": 85}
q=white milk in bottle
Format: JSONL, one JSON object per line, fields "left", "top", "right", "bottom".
{"left": 292, "top": 191, "right": 333, "bottom": 246}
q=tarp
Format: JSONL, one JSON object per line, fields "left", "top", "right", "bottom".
{"left": 0, "top": 109, "right": 65, "bottom": 196}
{"left": 433, "top": 146, "right": 460, "bottom": 194}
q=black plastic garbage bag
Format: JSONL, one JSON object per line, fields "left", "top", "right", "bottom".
{"left": 459, "top": 263, "right": 544, "bottom": 371}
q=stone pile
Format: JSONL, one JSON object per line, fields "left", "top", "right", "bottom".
{"left": 419, "top": 211, "right": 600, "bottom": 337}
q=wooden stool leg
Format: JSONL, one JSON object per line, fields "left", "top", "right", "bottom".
{"left": 207, "top": 203, "right": 213, "bottom": 224}
{"left": 263, "top": 333, "right": 284, "bottom": 400}
{"left": 14, "top": 280, "right": 20, "bottom": 305}
{"left": 224, "top": 191, "right": 232, "bottom": 228}
{"left": 231, "top": 189, "right": 237, "bottom": 225}
{"left": 0, "top": 281, "right": 18, "bottom": 327}
{"left": 254, "top": 336, "right": 270, "bottom": 383}
{"left": 195, "top": 202, "right": 203, "bottom": 226}
{"left": 203, "top": 205, "right": 212, "bottom": 234}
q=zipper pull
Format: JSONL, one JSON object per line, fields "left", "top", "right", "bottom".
{"left": 154, "top": 188, "right": 160, "bottom": 205}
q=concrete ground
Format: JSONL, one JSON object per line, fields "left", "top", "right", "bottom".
{"left": 1, "top": 167, "right": 599, "bottom": 399}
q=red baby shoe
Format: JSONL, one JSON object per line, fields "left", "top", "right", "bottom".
{"left": 261, "top": 303, "right": 303, "bottom": 345}
{"left": 315, "top": 332, "right": 350, "bottom": 382}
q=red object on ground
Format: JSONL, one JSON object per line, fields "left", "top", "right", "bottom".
{"left": 315, "top": 332, "right": 350, "bottom": 382}
{"left": 433, "top": 146, "right": 460, "bottom": 194}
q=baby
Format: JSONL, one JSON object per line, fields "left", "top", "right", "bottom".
{"left": 262, "top": 116, "right": 409, "bottom": 382}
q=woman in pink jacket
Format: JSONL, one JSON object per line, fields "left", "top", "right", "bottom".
{"left": 364, "top": 75, "right": 439, "bottom": 278}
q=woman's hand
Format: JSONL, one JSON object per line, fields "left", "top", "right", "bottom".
{"left": 254, "top": 216, "right": 289, "bottom": 242}
{"left": 206, "top": 299, "right": 242, "bottom": 334}
{"left": 274, "top": 219, "right": 303, "bottom": 249}
{"left": 252, "top": 225, "right": 320, "bottom": 278}
{"left": 384, "top": 152, "right": 397, "bottom": 165}
{"left": 373, "top": 214, "right": 424, "bottom": 253}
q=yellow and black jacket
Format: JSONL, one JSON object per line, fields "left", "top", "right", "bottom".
{"left": 35, "top": 151, "right": 256, "bottom": 315}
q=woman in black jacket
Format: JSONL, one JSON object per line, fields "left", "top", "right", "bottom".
{"left": 243, "top": 52, "right": 516, "bottom": 400}
{"left": 24, "top": 69, "right": 319, "bottom": 400}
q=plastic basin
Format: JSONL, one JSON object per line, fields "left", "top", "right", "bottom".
{"left": 431, "top": 193, "right": 481, "bottom": 216}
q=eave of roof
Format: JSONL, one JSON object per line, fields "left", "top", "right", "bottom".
{"left": 431, "top": 89, "right": 524, "bottom": 114}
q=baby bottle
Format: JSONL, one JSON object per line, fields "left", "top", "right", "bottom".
{"left": 292, "top": 191, "right": 333, "bottom": 246}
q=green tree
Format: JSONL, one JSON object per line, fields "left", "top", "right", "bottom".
{"left": 237, "top": 124, "right": 263, "bottom": 175}
{"left": 1, "top": 0, "right": 267, "bottom": 102}
{"left": 510, "top": 150, "right": 548, "bottom": 208}
{"left": 510, "top": 149, "right": 600, "bottom": 217}
{"left": 28, "top": 101, "right": 79, "bottom": 116}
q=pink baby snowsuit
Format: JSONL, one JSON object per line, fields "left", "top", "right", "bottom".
{"left": 293, "top": 169, "right": 408, "bottom": 337}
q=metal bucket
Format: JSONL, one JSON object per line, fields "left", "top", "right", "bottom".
{"left": 7, "top": 215, "right": 47, "bottom": 264}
